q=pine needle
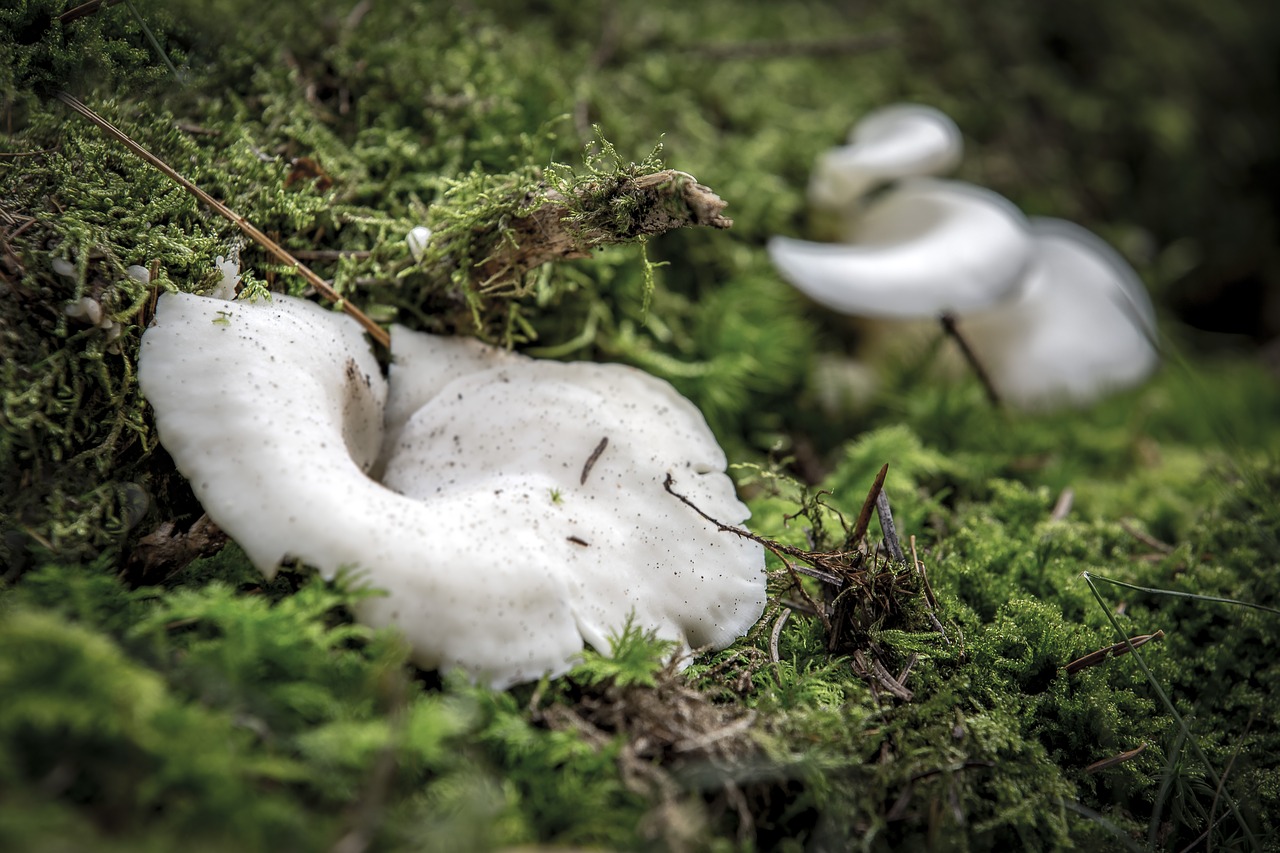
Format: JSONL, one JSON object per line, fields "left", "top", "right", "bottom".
{"left": 55, "top": 92, "right": 391, "bottom": 349}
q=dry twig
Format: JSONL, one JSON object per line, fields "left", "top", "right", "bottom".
{"left": 769, "top": 608, "right": 790, "bottom": 664}
{"left": 940, "top": 312, "right": 1002, "bottom": 408}
{"left": 472, "top": 170, "right": 731, "bottom": 292}
{"left": 875, "top": 489, "right": 905, "bottom": 562}
{"left": 851, "top": 463, "right": 888, "bottom": 545}
{"left": 57, "top": 92, "right": 391, "bottom": 348}
{"left": 910, "top": 535, "right": 951, "bottom": 645}
{"left": 1065, "top": 630, "right": 1165, "bottom": 675}
{"left": 1050, "top": 488, "right": 1074, "bottom": 521}
{"left": 1119, "top": 519, "right": 1175, "bottom": 555}
{"left": 1085, "top": 743, "right": 1148, "bottom": 774}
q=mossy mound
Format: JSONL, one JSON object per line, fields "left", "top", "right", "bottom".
{"left": 2, "top": 0, "right": 1278, "bottom": 850}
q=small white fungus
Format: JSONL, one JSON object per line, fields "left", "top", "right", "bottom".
{"left": 211, "top": 255, "right": 240, "bottom": 300}
{"left": 406, "top": 226, "right": 432, "bottom": 262}
{"left": 65, "top": 296, "right": 103, "bottom": 326}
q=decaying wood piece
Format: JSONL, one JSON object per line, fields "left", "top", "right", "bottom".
{"left": 126, "top": 514, "right": 228, "bottom": 580}
{"left": 472, "top": 170, "right": 732, "bottom": 290}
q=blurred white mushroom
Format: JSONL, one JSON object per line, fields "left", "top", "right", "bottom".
{"left": 808, "top": 104, "right": 963, "bottom": 212}
{"left": 406, "top": 225, "right": 432, "bottom": 262}
{"left": 138, "top": 292, "right": 765, "bottom": 689}
{"left": 958, "top": 219, "right": 1159, "bottom": 408}
{"left": 126, "top": 264, "right": 151, "bottom": 284}
{"left": 771, "top": 103, "right": 1159, "bottom": 409}
{"left": 770, "top": 179, "right": 1033, "bottom": 318}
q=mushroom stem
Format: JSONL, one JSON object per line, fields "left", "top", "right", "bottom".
{"left": 56, "top": 92, "right": 391, "bottom": 349}
{"left": 939, "top": 312, "right": 1002, "bottom": 408}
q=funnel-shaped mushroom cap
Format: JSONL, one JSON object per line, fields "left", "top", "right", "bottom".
{"left": 377, "top": 328, "right": 764, "bottom": 662}
{"left": 809, "top": 104, "right": 963, "bottom": 211}
{"left": 769, "top": 179, "right": 1034, "bottom": 317}
{"left": 138, "top": 292, "right": 764, "bottom": 689}
{"left": 958, "top": 218, "right": 1159, "bottom": 408}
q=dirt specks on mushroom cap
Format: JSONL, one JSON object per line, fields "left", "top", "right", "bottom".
{"left": 139, "top": 292, "right": 765, "bottom": 689}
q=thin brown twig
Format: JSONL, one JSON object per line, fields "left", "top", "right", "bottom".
{"left": 663, "top": 473, "right": 855, "bottom": 571}
{"left": 769, "top": 608, "right": 790, "bottom": 664}
{"left": 851, "top": 463, "right": 889, "bottom": 545}
{"left": 1065, "top": 630, "right": 1165, "bottom": 675}
{"left": 174, "top": 122, "right": 222, "bottom": 137}
{"left": 1084, "top": 743, "right": 1147, "bottom": 774}
{"left": 580, "top": 436, "right": 609, "bottom": 485}
{"left": 56, "top": 92, "right": 390, "bottom": 349}
{"left": 344, "top": 0, "right": 374, "bottom": 30}
{"left": 895, "top": 653, "right": 918, "bottom": 684}
{"left": 910, "top": 535, "right": 951, "bottom": 645}
{"left": 853, "top": 650, "right": 913, "bottom": 701}
{"left": 59, "top": 0, "right": 123, "bottom": 24}
{"left": 875, "top": 489, "right": 905, "bottom": 562}
{"left": 672, "top": 711, "right": 756, "bottom": 753}
{"left": 777, "top": 598, "right": 818, "bottom": 616}
{"left": 940, "top": 313, "right": 1002, "bottom": 408}
{"left": 663, "top": 474, "right": 842, "bottom": 630}
{"left": 1050, "top": 488, "right": 1074, "bottom": 521}
{"left": 771, "top": 546, "right": 830, "bottom": 633}
{"left": 1176, "top": 812, "right": 1236, "bottom": 853}
{"left": 1119, "top": 519, "right": 1175, "bottom": 555}
{"left": 9, "top": 219, "right": 36, "bottom": 241}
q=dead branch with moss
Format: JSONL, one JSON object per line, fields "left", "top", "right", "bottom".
{"left": 462, "top": 169, "right": 731, "bottom": 293}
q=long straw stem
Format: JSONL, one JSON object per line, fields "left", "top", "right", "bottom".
{"left": 57, "top": 91, "right": 390, "bottom": 349}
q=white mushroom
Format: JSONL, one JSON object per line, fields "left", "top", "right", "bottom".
{"left": 771, "top": 103, "right": 1159, "bottom": 408}
{"left": 956, "top": 218, "right": 1159, "bottom": 408}
{"left": 65, "top": 295, "right": 103, "bottom": 326}
{"left": 52, "top": 257, "right": 76, "bottom": 279}
{"left": 808, "top": 104, "right": 963, "bottom": 212}
{"left": 406, "top": 226, "right": 433, "bottom": 262}
{"left": 211, "top": 255, "right": 240, "bottom": 300}
{"left": 769, "top": 178, "right": 1034, "bottom": 317}
{"left": 138, "top": 292, "right": 765, "bottom": 689}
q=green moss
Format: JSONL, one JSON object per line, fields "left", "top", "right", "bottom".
{"left": 2, "top": 0, "right": 1279, "bottom": 850}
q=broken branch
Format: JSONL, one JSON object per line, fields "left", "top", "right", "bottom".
{"left": 57, "top": 92, "right": 390, "bottom": 349}
{"left": 470, "top": 169, "right": 731, "bottom": 291}
{"left": 1065, "top": 630, "right": 1165, "bottom": 675}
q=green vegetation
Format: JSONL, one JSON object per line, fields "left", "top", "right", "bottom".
{"left": 2, "top": 0, "right": 1277, "bottom": 850}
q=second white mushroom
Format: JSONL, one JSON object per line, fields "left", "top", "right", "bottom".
{"left": 770, "top": 103, "right": 1160, "bottom": 409}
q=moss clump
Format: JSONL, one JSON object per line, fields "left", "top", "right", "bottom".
{"left": 2, "top": 0, "right": 1279, "bottom": 850}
